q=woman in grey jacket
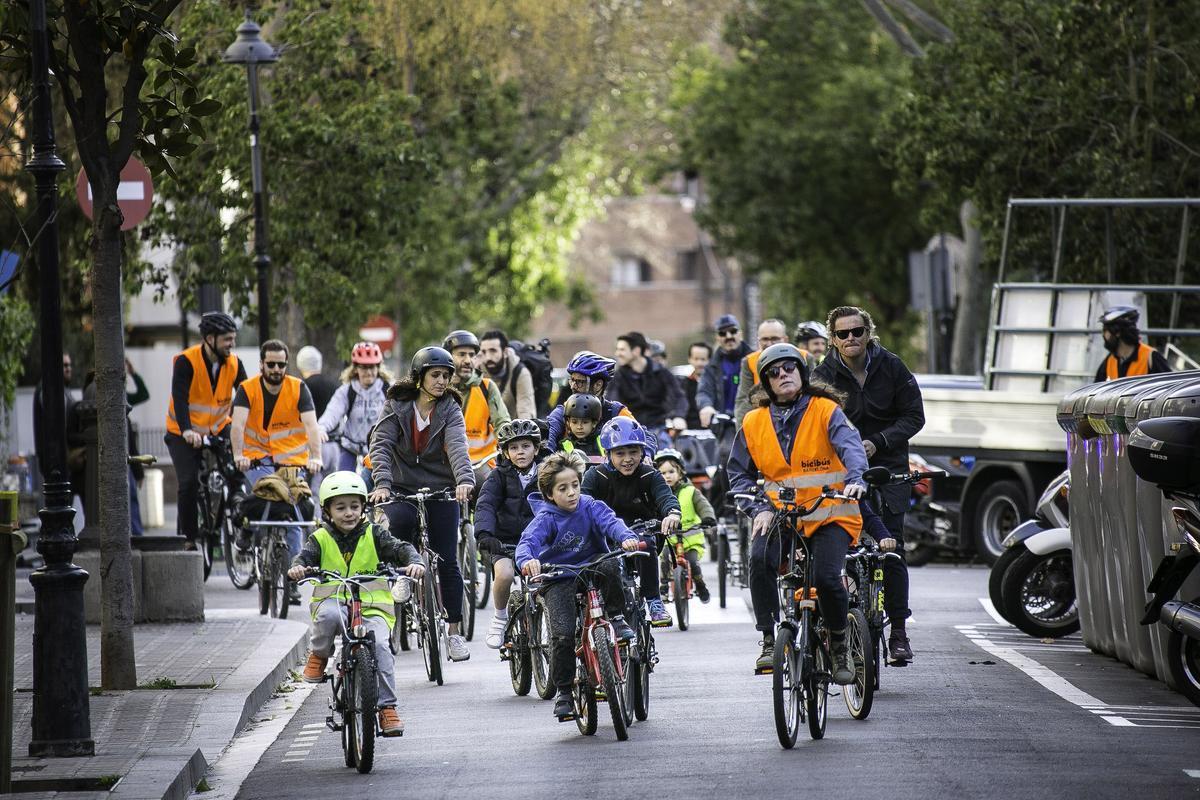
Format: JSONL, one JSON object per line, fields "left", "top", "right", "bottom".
{"left": 368, "top": 346, "right": 475, "bottom": 662}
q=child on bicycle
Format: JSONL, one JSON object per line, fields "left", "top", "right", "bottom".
{"left": 653, "top": 449, "right": 715, "bottom": 604}
{"left": 288, "top": 471, "right": 426, "bottom": 737}
{"left": 581, "top": 417, "right": 681, "bottom": 627}
{"left": 559, "top": 393, "right": 605, "bottom": 462}
{"left": 516, "top": 451, "right": 641, "bottom": 719}
{"left": 475, "top": 419, "right": 547, "bottom": 649}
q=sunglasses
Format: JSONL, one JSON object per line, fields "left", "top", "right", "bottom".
{"left": 718, "top": 328, "right": 739, "bottom": 338}
{"left": 263, "top": 360, "right": 288, "bottom": 369}
{"left": 833, "top": 326, "right": 867, "bottom": 341}
{"left": 764, "top": 361, "right": 798, "bottom": 380}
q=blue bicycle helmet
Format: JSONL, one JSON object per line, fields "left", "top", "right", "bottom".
{"left": 566, "top": 351, "right": 616, "bottom": 380}
{"left": 599, "top": 416, "right": 652, "bottom": 455}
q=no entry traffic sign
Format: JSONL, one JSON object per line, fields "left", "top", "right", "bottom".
{"left": 75, "top": 157, "right": 154, "bottom": 230}
{"left": 359, "top": 315, "right": 398, "bottom": 353}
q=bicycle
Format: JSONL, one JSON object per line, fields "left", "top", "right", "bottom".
{"left": 246, "top": 519, "right": 315, "bottom": 619}
{"left": 297, "top": 566, "right": 404, "bottom": 774}
{"left": 194, "top": 435, "right": 254, "bottom": 588}
{"left": 622, "top": 519, "right": 660, "bottom": 723}
{"left": 840, "top": 535, "right": 901, "bottom": 719}
{"left": 736, "top": 485, "right": 859, "bottom": 748}
{"left": 381, "top": 487, "right": 456, "bottom": 686}
{"left": 456, "top": 450, "right": 499, "bottom": 641}
{"left": 705, "top": 414, "right": 750, "bottom": 608}
{"left": 535, "top": 545, "right": 649, "bottom": 741}
{"left": 661, "top": 523, "right": 710, "bottom": 632}
{"left": 496, "top": 545, "right": 553, "bottom": 699}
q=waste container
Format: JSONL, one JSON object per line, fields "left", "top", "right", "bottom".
{"left": 139, "top": 467, "right": 164, "bottom": 529}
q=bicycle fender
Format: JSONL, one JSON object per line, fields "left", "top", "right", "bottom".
{"left": 1024, "top": 527, "right": 1071, "bottom": 556}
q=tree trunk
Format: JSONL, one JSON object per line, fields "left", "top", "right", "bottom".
{"left": 950, "top": 200, "right": 987, "bottom": 376}
{"left": 91, "top": 190, "right": 136, "bottom": 691}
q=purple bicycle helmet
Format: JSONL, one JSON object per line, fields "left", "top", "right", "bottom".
{"left": 566, "top": 350, "right": 616, "bottom": 380}
{"left": 599, "top": 416, "right": 653, "bottom": 455}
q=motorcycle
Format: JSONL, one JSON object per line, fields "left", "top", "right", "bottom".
{"left": 988, "top": 469, "right": 1078, "bottom": 638}
{"left": 892, "top": 453, "right": 961, "bottom": 566}
{"left": 1127, "top": 417, "right": 1200, "bottom": 707}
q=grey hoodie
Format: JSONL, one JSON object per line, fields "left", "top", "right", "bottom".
{"left": 368, "top": 393, "right": 474, "bottom": 494}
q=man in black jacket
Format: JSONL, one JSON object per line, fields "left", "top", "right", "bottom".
{"left": 696, "top": 313, "right": 754, "bottom": 427}
{"left": 608, "top": 331, "right": 687, "bottom": 438}
{"left": 813, "top": 305, "right": 925, "bottom": 664}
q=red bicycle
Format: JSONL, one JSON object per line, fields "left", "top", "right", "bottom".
{"left": 662, "top": 528, "right": 698, "bottom": 631}
{"left": 537, "top": 545, "right": 647, "bottom": 741}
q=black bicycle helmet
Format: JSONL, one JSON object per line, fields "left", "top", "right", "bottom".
{"left": 442, "top": 329, "right": 480, "bottom": 353}
{"left": 563, "top": 393, "right": 603, "bottom": 422}
{"left": 1099, "top": 305, "right": 1140, "bottom": 327}
{"left": 497, "top": 418, "right": 542, "bottom": 448}
{"left": 410, "top": 346, "right": 455, "bottom": 382}
{"left": 198, "top": 311, "right": 238, "bottom": 337}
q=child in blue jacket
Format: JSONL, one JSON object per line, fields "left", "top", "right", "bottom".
{"left": 516, "top": 450, "right": 640, "bottom": 718}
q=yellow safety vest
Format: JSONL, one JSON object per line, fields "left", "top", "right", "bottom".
{"left": 675, "top": 484, "right": 706, "bottom": 553}
{"left": 310, "top": 525, "right": 395, "bottom": 627}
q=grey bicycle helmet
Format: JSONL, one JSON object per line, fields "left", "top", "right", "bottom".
{"left": 497, "top": 418, "right": 542, "bottom": 448}
{"left": 795, "top": 320, "right": 829, "bottom": 342}
{"left": 757, "top": 342, "right": 809, "bottom": 401}
{"left": 442, "top": 329, "right": 480, "bottom": 353}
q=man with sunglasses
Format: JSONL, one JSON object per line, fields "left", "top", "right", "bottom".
{"left": 813, "top": 306, "right": 925, "bottom": 664}
{"left": 697, "top": 313, "right": 754, "bottom": 428}
{"left": 731, "top": 318, "right": 801, "bottom": 425}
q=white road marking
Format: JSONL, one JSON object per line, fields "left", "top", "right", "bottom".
{"left": 978, "top": 597, "right": 1011, "bottom": 627}
{"left": 1185, "top": 770, "right": 1200, "bottom": 779}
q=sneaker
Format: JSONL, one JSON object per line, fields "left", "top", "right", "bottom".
{"left": 288, "top": 584, "right": 302, "bottom": 606}
{"left": 831, "top": 641, "right": 855, "bottom": 686}
{"left": 697, "top": 584, "right": 711, "bottom": 604}
{"left": 647, "top": 598, "right": 673, "bottom": 628}
{"left": 485, "top": 613, "right": 507, "bottom": 650}
{"left": 888, "top": 630, "right": 914, "bottom": 664}
{"left": 447, "top": 634, "right": 471, "bottom": 662}
{"left": 755, "top": 636, "right": 775, "bottom": 674}
{"left": 611, "top": 615, "right": 635, "bottom": 643}
{"left": 377, "top": 706, "right": 404, "bottom": 737}
{"left": 301, "top": 651, "right": 328, "bottom": 683}
{"left": 553, "top": 690, "right": 574, "bottom": 719}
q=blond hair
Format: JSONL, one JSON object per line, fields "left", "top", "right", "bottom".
{"left": 537, "top": 450, "right": 589, "bottom": 497}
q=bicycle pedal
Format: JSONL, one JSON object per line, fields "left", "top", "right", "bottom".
{"left": 556, "top": 713, "right": 576, "bottom": 723}
{"left": 325, "top": 716, "right": 342, "bottom": 732}
{"left": 754, "top": 666, "right": 774, "bottom": 675}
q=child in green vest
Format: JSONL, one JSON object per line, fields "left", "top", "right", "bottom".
{"left": 653, "top": 449, "right": 715, "bottom": 603}
{"left": 288, "top": 470, "right": 425, "bottom": 737}
{"left": 559, "top": 393, "right": 606, "bottom": 463}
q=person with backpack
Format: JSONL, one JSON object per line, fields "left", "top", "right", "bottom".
{"left": 444, "top": 330, "right": 511, "bottom": 478}
{"left": 479, "top": 329, "right": 536, "bottom": 420}
{"left": 318, "top": 342, "right": 392, "bottom": 471}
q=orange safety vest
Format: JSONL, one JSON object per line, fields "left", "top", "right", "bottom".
{"left": 742, "top": 397, "right": 862, "bottom": 542}
{"left": 745, "top": 347, "right": 810, "bottom": 386}
{"left": 166, "top": 345, "right": 240, "bottom": 436}
{"left": 465, "top": 379, "right": 497, "bottom": 465}
{"left": 1105, "top": 342, "right": 1154, "bottom": 380}
{"left": 242, "top": 375, "right": 309, "bottom": 466}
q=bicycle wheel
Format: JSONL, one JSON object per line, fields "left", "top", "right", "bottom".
{"left": 772, "top": 625, "right": 801, "bottom": 749}
{"left": 593, "top": 628, "right": 628, "bottom": 741}
{"left": 620, "top": 645, "right": 637, "bottom": 726}
{"left": 222, "top": 518, "right": 255, "bottom": 590}
{"left": 673, "top": 565, "right": 689, "bottom": 631}
{"left": 420, "top": 569, "right": 443, "bottom": 685}
{"left": 352, "top": 646, "right": 378, "bottom": 774}
{"left": 632, "top": 622, "right": 651, "bottom": 721}
{"left": 573, "top": 665, "right": 598, "bottom": 736}
{"left": 459, "top": 527, "right": 477, "bottom": 639}
{"left": 257, "top": 548, "right": 270, "bottom": 615}
{"left": 843, "top": 608, "right": 875, "bottom": 720}
{"left": 717, "top": 535, "right": 728, "bottom": 609}
{"left": 339, "top": 667, "right": 355, "bottom": 769}
{"left": 392, "top": 602, "right": 411, "bottom": 652}
{"left": 461, "top": 581, "right": 475, "bottom": 641}
{"left": 531, "top": 595, "right": 554, "bottom": 700}
{"left": 195, "top": 493, "right": 215, "bottom": 582}
{"left": 509, "top": 615, "right": 532, "bottom": 697}
{"left": 805, "top": 628, "right": 829, "bottom": 741}
{"left": 270, "top": 544, "right": 290, "bottom": 620}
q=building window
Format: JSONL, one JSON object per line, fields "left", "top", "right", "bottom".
{"left": 611, "top": 255, "right": 653, "bottom": 287}
{"left": 677, "top": 249, "right": 701, "bottom": 282}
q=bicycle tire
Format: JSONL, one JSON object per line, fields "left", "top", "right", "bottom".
{"left": 462, "top": 580, "right": 475, "bottom": 641}
{"left": 421, "top": 567, "right": 443, "bottom": 685}
{"left": 352, "top": 645, "right": 377, "bottom": 774}
{"left": 222, "top": 519, "right": 255, "bottom": 590}
{"left": 256, "top": 547, "right": 269, "bottom": 615}
{"left": 271, "top": 544, "right": 290, "bottom": 620}
{"left": 773, "top": 625, "right": 801, "bottom": 749}
{"left": 509, "top": 614, "right": 532, "bottom": 697}
{"left": 196, "top": 494, "right": 215, "bottom": 582}
{"left": 717, "top": 535, "right": 728, "bottom": 609}
{"left": 339, "top": 668, "right": 355, "bottom": 769}
{"left": 594, "top": 627, "right": 628, "bottom": 741}
{"left": 573, "top": 667, "right": 597, "bottom": 736}
{"left": 633, "top": 621, "right": 651, "bottom": 721}
{"left": 673, "top": 565, "right": 689, "bottom": 631}
{"left": 843, "top": 608, "right": 875, "bottom": 720}
{"left": 531, "top": 595, "right": 554, "bottom": 700}
{"left": 459, "top": 525, "right": 479, "bottom": 637}
{"left": 620, "top": 644, "right": 636, "bottom": 726}
{"left": 805, "top": 624, "right": 828, "bottom": 741}
{"left": 392, "top": 602, "right": 411, "bottom": 652}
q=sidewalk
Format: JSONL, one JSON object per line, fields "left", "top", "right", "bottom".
{"left": 10, "top": 552, "right": 308, "bottom": 799}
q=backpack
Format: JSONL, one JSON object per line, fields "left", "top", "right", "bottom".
{"left": 511, "top": 339, "right": 554, "bottom": 418}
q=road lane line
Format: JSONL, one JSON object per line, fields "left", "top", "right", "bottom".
{"left": 1098, "top": 715, "right": 1136, "bottom": 727}
{"left": 1184, "top": 770, "right": 1200, "bottom": 779}
{"left": 965, "top": 632, "right": 1105, "bottom": 707}
{"left": 978, "top": 597, "right": 1011, "bottom": 627}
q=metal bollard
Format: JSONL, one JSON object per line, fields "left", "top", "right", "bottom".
{"left": 1, "top": 490, "right": 28, "bottom": 793}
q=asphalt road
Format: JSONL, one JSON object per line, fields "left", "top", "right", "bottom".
{"left": 214, "top": 565, "right": 1200, "bottom": 800}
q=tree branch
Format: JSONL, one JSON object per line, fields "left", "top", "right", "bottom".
{"left": 860, "top": 0, "right": 924, "bottom": 58}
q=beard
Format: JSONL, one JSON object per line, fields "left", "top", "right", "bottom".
{"left": 483, "top": 357, "right": 503, "bottom": 374}
{"left": 263, "top": 371, "right": 285, "bottom": 386}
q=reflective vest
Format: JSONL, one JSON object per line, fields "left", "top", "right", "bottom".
{"left": 561, "top": 437, "right": 606, "bottom": 464}
{"left": 310, "top": 526, "right": 395, "bottom": 627}
{"left": 166, "top": 345, "right": 239, "bottom": 436}
{"left": 742, "top": 398, "right": 862, "bottom": 542}
{"left": 1105, "top": 342, "right": 1154, "bottom": 380}
{"left": 242, "top": 375, "right": 308, "bottom": 466}
{"left": 465, "top": 379, "right": 497, "bottom": 465}
{"left": 674, "top": 484, "right": 706, "bottom": 552}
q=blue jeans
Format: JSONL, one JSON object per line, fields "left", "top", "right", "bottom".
{"left": 129, "top": 467, "right": 143, "bottom": 537}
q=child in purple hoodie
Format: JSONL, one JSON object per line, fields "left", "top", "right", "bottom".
{"left": 516, "top": 450, "right": 640, "bottom": 719}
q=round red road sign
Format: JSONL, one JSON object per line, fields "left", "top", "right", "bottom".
{"left": 358, "top": 315, "right": 398, "bottom": 353}
{"left": 75, "top": 157, "right": 154, "bottom": 231}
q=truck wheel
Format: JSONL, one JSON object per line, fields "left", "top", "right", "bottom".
{"left": 972, "top": 480, "right": 1026, "bottom": 565}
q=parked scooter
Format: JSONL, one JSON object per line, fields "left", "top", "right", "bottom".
{"left": 1128, "top": 417, "right": 1200, "bottom": 707}
{"left": 988, "top": 469, "right": 1078, "bottom": 638}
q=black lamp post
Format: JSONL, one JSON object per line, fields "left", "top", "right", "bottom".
{"left": 223, "top": 12, "right": 278, "bottom": 344}
{"left": 26, "top": 0, "right": 94, "bottom": 758}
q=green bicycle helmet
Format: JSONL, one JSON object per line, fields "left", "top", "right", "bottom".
{"left": 319, "top": 470, "right": 368, "bottom": 507}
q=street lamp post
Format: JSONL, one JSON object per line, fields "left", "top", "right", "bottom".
{"left": 25, "top": 0, "right": 94, "bottom": 758}
{"left": 223, "top": 13, "right": 278, "bottom": 344}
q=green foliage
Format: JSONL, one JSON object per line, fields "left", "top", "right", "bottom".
{"left": 0, "top": 292, "right": 35, "bottom": 405}
{"left": 670, "top": 0, "right": 926, "bottom": 354}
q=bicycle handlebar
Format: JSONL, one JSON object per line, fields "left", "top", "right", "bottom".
{"left": 375, "top": 487, "right": 457, "bottom": 506}
{"left": 534, "top": 545, "right": 649, "bottom": 582}
{"left": 245, "top": 520, "right": 318, "bottom": 529}
{"left": 863, "top": 467, "right": 948, "bottom": 487}
{"left": 297, "top": 566, "right": 402, "bottom": 586}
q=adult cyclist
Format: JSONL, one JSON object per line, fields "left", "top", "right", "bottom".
{"left": 444, "top": 330, "right": 510, "bottom": 481}
{"left": 544, "top": 351, "right": 635, "bottom": 450}
{"left": 164, "top": 311, "right": 246, "bottom": 549}
{"left": 318, "top": 341, "right": 392, "bottom": 472}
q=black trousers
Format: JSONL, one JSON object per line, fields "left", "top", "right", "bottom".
{"left": 165, "top": 433, "right": 205, "bottom": 542}
{"left": 384, "top": 496, "right": 464, "bottom": 625}
{"left": 542, "top": 560, "right": 625, "bottom": 692}
{"left": 748, "top": 523, "right": 852, "bottom": 634}
{"left": 875, "top": 498, "right": 912, "bottom": 624}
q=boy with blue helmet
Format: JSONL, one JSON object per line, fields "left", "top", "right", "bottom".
{"left": 581, "top": 417, "right": 681, "bottom": 627}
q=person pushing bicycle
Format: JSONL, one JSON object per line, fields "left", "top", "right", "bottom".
{"left": 288, "top": 471, "right": 425, "bottom": 737}
{"left": 727, "top": 343, "right": 868, "bottom": 685}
